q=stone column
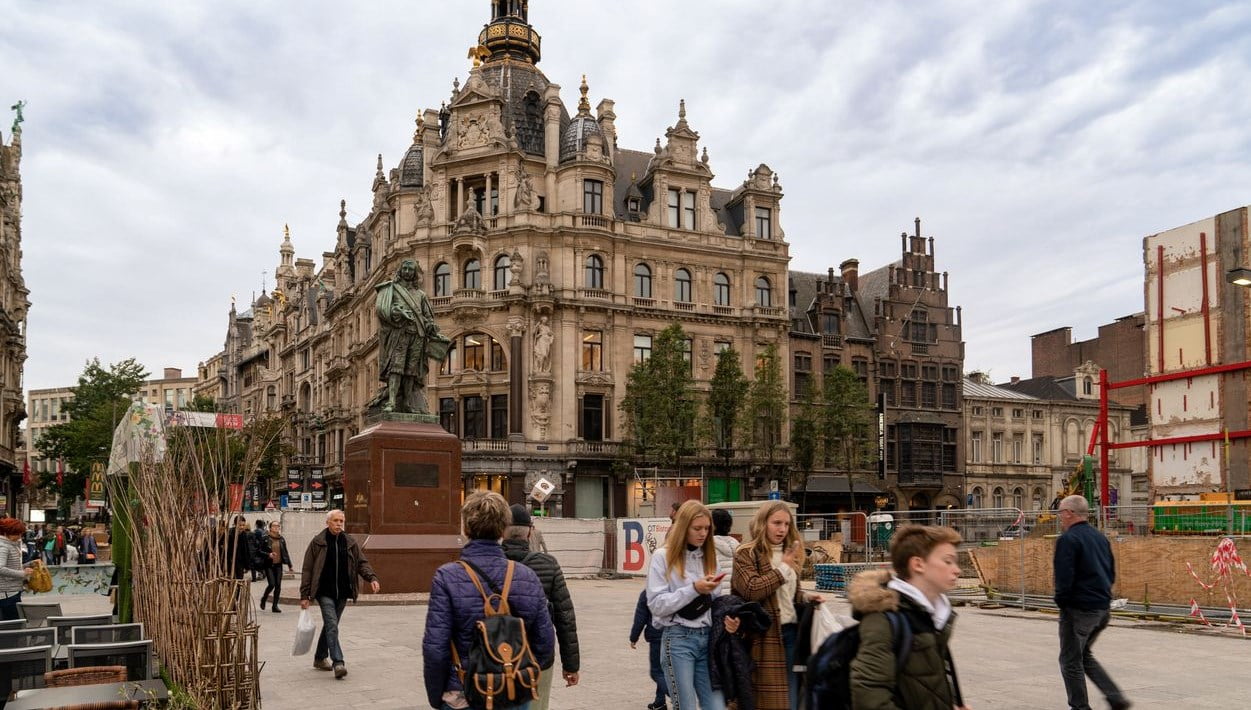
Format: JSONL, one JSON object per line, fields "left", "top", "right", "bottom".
{"left": 507, "top": 316, "right": 526, "bottom": 435}
{"left": 485, "top": 172, "right": 493, "bottom": 215}
{"left": 456, "top": 178, "right": 464, "bottom": 217}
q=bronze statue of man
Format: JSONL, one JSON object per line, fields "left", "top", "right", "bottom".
{"left": 375, "top": 259, "right": 450, "bottom": 414}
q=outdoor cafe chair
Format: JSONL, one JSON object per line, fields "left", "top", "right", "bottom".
{"left": 0, "top": 644, "right": 52, "bottom": 696}
{"left": 47, "top": 615, "right": 113, "bottom": 645}
{"left": 44, "top": 665, "right": 128, "bottom": 687}
{"left": 70, "top": 624, "right": 143, "bottom": 645}
{"left": 67, "top": 640, "right": 153, "bottom": 682}
{"left": 0, "top": 627, "right": 55, "bottom": 650}
{"left": 16, "top": 602, "right": 61, "bottom": 628}
{"left": 0, "top": 619, "right": 25, "bottom": 631}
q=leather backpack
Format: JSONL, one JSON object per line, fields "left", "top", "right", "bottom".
{"left": 452, "top": 559, "right": 541, "bottom": 710}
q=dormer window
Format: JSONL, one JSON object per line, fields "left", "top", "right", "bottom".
{"left": 627, "top": 197, "right": 641, "bottom": 213}
{"left": 755, "top": 207, "right": 772, "bottom": 239}
{"left": 667, "top": 189, "right": 696, "bottom": 229}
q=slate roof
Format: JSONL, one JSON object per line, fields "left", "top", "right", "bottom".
{"left": 611, "top": 148, "right": 740, "bottom": 236}
{"left": 999, "top": 376, "right": 1077, "bottom": 401}
{"left": 787, "top": 270, "right": 875, "bottom": 340}
{"left": 477, "top": 62, "right": 570, "bottom": 157}
{"left": 963, "top": 377, "right": 1039, "bottom": 401}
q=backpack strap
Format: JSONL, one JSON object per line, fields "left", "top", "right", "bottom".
{"left": 458, "top": 559, "right": 513, "bottom": 616}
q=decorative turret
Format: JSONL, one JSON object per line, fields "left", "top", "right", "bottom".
{"left": 276, "top": 224, "right": 296, "bottom": 280}
{"left": 560, "top": 75, "right": 606, "bottom": 163}
{"left": 479, "top": 0, "right": 541, "bottom": 64}
{"left": 398, "top": 113, "right": 425, "bottom": 188}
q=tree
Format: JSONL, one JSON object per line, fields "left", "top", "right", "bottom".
{"left": 789, "top": 378, "right": 820, "bottom": 512}
{"left": 705, "top": 347, "right": 749, "bottom": 459}
{"left": 742, "top": 343, "right": 788, "bottom": 487}
{"left": 819, "top": 365, "right": 877, "bottom": 511}
{"left": 37, "top": 358, "right": 149, "bottom": 512}
{"left": 620, "top": 323, "right": 696, "bottom": 470}
{"left": 187, "top": 394, "right": 217, "bottom": 412}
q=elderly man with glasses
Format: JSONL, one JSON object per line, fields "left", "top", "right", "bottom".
{"left": 1053, "top": 495, "right": 1131, "bottom": 710}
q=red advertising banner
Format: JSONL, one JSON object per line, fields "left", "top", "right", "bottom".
{"left": 228, "top": 483, "right": 245, "bottom": 512}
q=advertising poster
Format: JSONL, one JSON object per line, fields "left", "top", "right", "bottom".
{"left": 286, "top": 468, "right": 304, "bottom": 507}
{"left": 310, "top": 468, "right": 326, "bottom": 508}
{"left": 616, "top": 517, "right": 672, "bottom": 575}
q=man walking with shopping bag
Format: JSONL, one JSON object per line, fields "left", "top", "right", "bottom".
{"left": 299, "top": 510, "right": 381, "bottom": 680}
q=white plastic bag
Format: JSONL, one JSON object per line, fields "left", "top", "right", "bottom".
{"left": 292, "top": 609, "right": 317, "bottom": 656}
{"left": 810, "top": 602, "right": 852, "bottom": 652}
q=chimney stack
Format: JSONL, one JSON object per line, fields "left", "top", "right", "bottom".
{"left": 1010, "top": 376, "right": 1020, "bottom": 385}
{"left": 840, "top": 259, "right": 859, "bottom": 293}
{"left": 163, "top": 368, "right": 182, "bottom": 379}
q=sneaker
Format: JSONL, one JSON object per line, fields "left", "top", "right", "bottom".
{"left": 1110, "top": 700, "right": 1132, "bottom": 710}
{"left": 647, "top": 703, "right": 667, "bottom": 710}
{"left": 313, "top": 658, "right": 332, "bottom": 671}
{"left": 333, "top": 662, "right": 347, "bottom": 679}
{"left": 271, "top": 606, "right": 282, "bottom": 613}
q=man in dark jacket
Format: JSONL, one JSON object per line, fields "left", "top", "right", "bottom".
{"left": 1054, "top": 495, "right": 1130, "bottom": 710}
{"left": 251, "top": 519, "right": 267, "bottom": 581}
{"left": 423, "top": 492, "right": 554, "bottom": 710}
{"left": 629, "top": 588, "right": 668, "bottom": 710}
{"left": 299, "top": 509, "right": 380, "bottom": 680}
{"left": 503, "top": 504, "right": 579, "bottom": 710}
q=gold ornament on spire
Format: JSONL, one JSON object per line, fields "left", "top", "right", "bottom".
{"left": 578, "top": 74, "right": 590, "bottom": 114}
{"left": 468, "top": 44, "right": 490, "bottom": 68}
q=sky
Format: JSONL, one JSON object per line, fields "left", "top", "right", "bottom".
{"left": 3, "top": 0, "right": 1251, "bottom": 392}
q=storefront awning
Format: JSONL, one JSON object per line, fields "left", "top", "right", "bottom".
{"left": 804, "top": 476, "right": 883, "bottom": 495}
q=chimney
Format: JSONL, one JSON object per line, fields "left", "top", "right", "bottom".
{"left": 840, "top": 259, "right": 859, "bottom": 293}
{"left": 1010, "top": 376, "right": 1020, "bottom": 385}
{"left": 163, "top": 368, "right": 182, "bottom": 380}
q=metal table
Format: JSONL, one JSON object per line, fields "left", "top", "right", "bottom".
{"left": 9, "top": 679, "right": 168, "bottom": 709}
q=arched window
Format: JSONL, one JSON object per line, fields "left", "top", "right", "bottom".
{"left": 674, "top": 268, "right": 692, "bottom": 303}
{"left": 493, "top": 254, "right": 511, "bottom": 291}
{"left": 585, "top": 254, "right": 604, "bottom": 289}
{"left": 634, "top": 263, "right": 652, "bottom": 298}
{"left": 463, "top": 333, "right": 485, "bottom": 370}
{"left": 992, "top": 487, "right": 1004, "bottom": 509}
{"left": 463, "top": 259, "right": 481, "bottom": 290}
{"left": 714, "top": 273, "right": 730, "bottom": 306}
{"left": 755, "top": 276, "right": 772, "bottom": 307}
{"left": 971, "top": 486, "right": 984, "bottom": 509}
{"left": 440, "top": 341, "right": 458, "bottom": 375}
{"left": 434, "top": 262, "right": 451, "bottom": 297}
{"left": 1012, "top": 487, "right": 1024, "bottom": 510}
{"left": 1032, "top": 487, "right": 1044, "bottom": 510}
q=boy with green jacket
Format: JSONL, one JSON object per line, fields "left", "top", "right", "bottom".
{"left": 849, "top": 525, "right": 970, "bottom": 710}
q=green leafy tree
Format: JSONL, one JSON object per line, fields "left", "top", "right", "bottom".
{"left": 789, "top": 378, "right": 820, "bottom": 511}
{"left": 742, "top": 343, "right": 788, "bottom": 485}
{"left": 819, "top": 365, "right": 877, "bottom": 511}
{"left": 705, "top": 347, "right": 749, "bottom": 459}
{"left": 620, "top": 323, "right": 696, "bottom": 469}
{"left": 37, "top": 358, "right": 149, "bottom": 511}
{"left": 187, "top": 394, "right": 217, "bottom": 412}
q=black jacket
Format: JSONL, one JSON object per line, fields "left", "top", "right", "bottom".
{"left": 710, "top": 594, "right": 772, "bottom": 710}
{"left": 630, "top": 588, "right": 663, "bottom": 644}
{"left": 1053, "top": 521, "right": 1115, "bottom": 610}
{"left": 254, "top": 534, "right": 292, "bottom": 569}
{"left": 502, "top": 538, "right": 580, "bottom": 672}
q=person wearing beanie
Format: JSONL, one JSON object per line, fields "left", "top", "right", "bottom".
{"left": 503, "top": 503, "right": 580, "bottom": 710}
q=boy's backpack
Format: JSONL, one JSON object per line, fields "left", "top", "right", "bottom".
{"left": 801, "top": 610, "right": 913, "bottom": 710}
{"left": 452, "top": 559, "right": 542, "bottom": 710}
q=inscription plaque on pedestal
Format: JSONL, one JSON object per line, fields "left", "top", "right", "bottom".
{"left": 344, "top": 417, "right": 463, "bottom": 593}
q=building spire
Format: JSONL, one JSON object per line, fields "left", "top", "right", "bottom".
{"left": 577, "top": 75, "right": 591, "bottom": 115}
{"left": 480, "top": 0, "right": 541, "bottom": 64}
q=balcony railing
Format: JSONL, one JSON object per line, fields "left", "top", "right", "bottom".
{"left": 431, "top": 296, "right": 452, "bottom": 307}
{"left": 633, "top": 297, "right": 656, "bottom": 308}
{"left": 581, "top": 289, "right": 610, "bottom": 300}
{"left": 453, "top": 289, "right": 485, "bottom": 301}
{"left": 578, "top": 214, "right": 612, "bottom": 230}
{"left": 712, "top": 305, "right": 735, "bottom": 316}
{"left": 822, "top": 333, "right": 843, "bottom": 348}
{"left": 462, "top": 439, "right": 510, "bottom": 452}
{"left": 674, "top": 302, "right": 694, "bottom": 312}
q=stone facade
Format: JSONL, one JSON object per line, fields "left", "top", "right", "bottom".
{"left": 788, "top": 220, "right": 965, "bottom": 512}
{"left": 967, "top": 372, "right": 1140, "bottom": 513}
{"left": 0, "top": 123, "right": 29, "bottom": 516}
{"left": 202, "top": 4, "right": 791, "bottom": 517}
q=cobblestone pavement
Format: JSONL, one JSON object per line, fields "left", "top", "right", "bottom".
{"left": 50, "top": 577, "right": 1250, "bottom": 709}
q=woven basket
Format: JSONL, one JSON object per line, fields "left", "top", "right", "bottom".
{"left": 43, "top": 665, "right": 128, "bottom": 687}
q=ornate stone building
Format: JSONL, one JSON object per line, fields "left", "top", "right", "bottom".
{"left": 204, "top": 3, "right": 791, "bottom": 517}
{"left": 1, "top": 117, "right": 30, "bottom": 516}
{"left": 788, "top": 220, "right": 965, "bottom": 512}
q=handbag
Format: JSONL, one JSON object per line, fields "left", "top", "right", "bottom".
{"left": 26, "top": 560, "right": 52, "bottom": 594}
{"left": 675, "top": 593, "right": 713, "bottom": 620}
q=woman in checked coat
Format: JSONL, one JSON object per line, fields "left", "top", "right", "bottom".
{"left": 731, "top": 502, "right": 823, "bottom": 710}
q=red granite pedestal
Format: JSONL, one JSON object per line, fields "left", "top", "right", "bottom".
{"left": 343, "top": 416, "right": 464, "bottom": 593}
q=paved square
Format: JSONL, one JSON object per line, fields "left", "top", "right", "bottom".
{"left": 50, "top": 577, "right": 1249, "bottom": 708}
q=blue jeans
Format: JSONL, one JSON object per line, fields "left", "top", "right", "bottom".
{"left": 661, "top": 626, "right": 725, "bottom": 710}
{"left": 1058, "top": 608, "right": 1126, "bottom": 710}
{"left": 315, "top": 596, "right": 348, "bottom": 663}
{"left": 648, "top": 639, "right": 669, "bottom": 705}
{"left": 781, "top": 622, "right": 799, "bottom": 710}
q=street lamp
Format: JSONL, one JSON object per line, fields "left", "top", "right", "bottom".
{"left": 1226, "top": 268, "right": 1251, "bottom": 287}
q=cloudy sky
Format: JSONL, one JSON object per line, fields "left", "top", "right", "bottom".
{"left": 4, "top": 0, "right": 1250, "bottom": 392}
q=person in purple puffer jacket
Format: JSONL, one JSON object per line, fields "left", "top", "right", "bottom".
{"left": 423, "top": 491, "right": 555, "bottom": 710}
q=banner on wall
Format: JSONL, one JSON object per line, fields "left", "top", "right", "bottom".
{"left": 616, "top": 517, "right": 673, "bottom": 575}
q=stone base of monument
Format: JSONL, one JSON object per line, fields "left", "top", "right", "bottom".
{"left": 344, "top": 414, "right": 464, "bottom": 594}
